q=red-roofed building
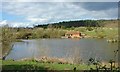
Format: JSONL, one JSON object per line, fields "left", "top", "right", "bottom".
{"left": 65, "top": 31, "right": 81, "bottom": 38}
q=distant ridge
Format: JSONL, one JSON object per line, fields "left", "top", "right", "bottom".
{"left": 35, "top": 19, "right": 118, "bottom": 28}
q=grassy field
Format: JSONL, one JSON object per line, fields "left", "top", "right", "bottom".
{"left": 75, "top": 27, "right": 118, "bottom": 39}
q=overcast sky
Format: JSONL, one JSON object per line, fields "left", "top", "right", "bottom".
{"left": 1, "top": 2, "right": 118, "bottom": 27}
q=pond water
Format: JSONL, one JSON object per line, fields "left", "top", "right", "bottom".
{"left": 6, "top": 38, "right": 118, "bottom": 63}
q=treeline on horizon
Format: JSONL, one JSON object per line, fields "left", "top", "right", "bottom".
{"left": 34, "top": 19, "right": 118, "bottom": 28}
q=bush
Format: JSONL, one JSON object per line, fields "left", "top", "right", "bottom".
{"left": 86, "top": 27, "right": 94, "bottom": 31}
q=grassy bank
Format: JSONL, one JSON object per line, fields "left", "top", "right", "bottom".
{"left": 2, "top": 60, "right": 96, "bottom": 70}
{"left": 2, "top": 60, "right": 120, "bottom": 71}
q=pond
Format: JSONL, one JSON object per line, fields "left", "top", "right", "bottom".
{"left": 6, "top": 38, "right": 118, "bottom": 63}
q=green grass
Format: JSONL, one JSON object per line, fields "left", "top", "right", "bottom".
{"left": 82, "top": 27, "right": 118, "bottom": 39}
{"left": 2, "top": 60, "right": 96, "bottom": 70}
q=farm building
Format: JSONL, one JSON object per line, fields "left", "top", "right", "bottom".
{"left": 65, "top": 31, "right": 81, "bottom": 38}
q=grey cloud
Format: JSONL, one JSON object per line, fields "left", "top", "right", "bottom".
{"left": 73, "top": 2, "right": 118, "bottom": 11}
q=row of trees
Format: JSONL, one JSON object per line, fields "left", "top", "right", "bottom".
{"left": 35, "top": 19, "right": 118, "bottom": 28}
{"left": 13, "top": 26, "right": 118, "bottom": 40}
{"left": 15, "top": 28, "right": 66, "bottom": 39}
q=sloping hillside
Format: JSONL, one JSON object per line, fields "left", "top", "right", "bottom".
{"left": 101, "top": 20, "right": 118, "bottom": 28}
